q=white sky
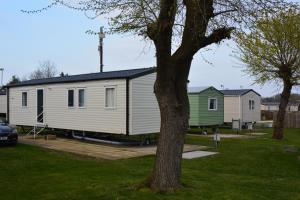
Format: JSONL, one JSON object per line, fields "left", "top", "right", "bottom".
{"left": 1, "top": 1, "right": 299, "bottom": 97}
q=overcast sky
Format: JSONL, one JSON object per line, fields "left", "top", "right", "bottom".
{"left": 1, "top": 1, "right": 299, "bottom": 97}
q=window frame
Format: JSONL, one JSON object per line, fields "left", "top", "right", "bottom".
{"left": 22, "top": 91, "right": 28, "bottom": 108}
{"left": 249, "top": 99, "right": 255, "bottom": 111}
{"left": 68, "top": 89, "right": 75, "bottom": 108}
{"left": 208, "top": 98, "right": 218, "bottom": 111}
{"left": 104, "top": 86, "right": 117, "bottom": 109}
{"left": 78, "top": 88, "right": 86, "bottom": 108}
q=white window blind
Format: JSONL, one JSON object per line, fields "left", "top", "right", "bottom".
{"left": 105, "top": 88, "right": 115, "bottom": 108}
{"left": 78, "top": 89, "right": 85, "bottom": 107}
{"left": 22, "top": 92, "right": 27, "bottom": 107}
{"left": 249, "top": 100, "right": 255, "bottom": 110}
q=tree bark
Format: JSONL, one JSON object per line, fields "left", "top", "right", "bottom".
{"left": 145, "top": 0, "right": 233, "bottom": 192}
{"left": 149, "top": 58, "right": 191, "bottom": 192}
{"left": 273, "top": 81, "right": 292, "bottom": 139}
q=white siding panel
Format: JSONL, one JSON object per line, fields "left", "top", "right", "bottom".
{"left": 242, "top": 91, "right": 261, "bottom": 123}
{"left": 129, "top": 73, "right": 160, "bottom": 135}
{"left": 9, "top": 79, "right": 127, "bottom": 134}
{"left": 223, "top": 96, "right": 241, "bottom": 123}
{"left": 289, "top": 105, "right": 299, "bottom": 112}
{"left": 260, "top": 104, "right": 267, "bottom": 111}
{"left": 9, "top": 87, "right": 36, "bottom": 126}
{"left": 0, "top": 95, "right": 7, "bottom": 114}
{"left": 269, "top": 105, "right": 279, "bottom": 111}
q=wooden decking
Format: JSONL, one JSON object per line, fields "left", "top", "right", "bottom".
{"left": 19, "top": 136, "right": 207, "bottom": 160}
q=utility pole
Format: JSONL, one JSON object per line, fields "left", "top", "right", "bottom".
{"left": 0, "top": 68, "right": 3, "bottom": 87}
{"left": 98, "top": 27, "right": 105, "bottom": 73}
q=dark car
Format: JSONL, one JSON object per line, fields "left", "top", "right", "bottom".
{"left": 0, "top": 121, "right": 18, "bottom": 145}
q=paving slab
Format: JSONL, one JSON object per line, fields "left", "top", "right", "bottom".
{"left": 19, "top": 136, "right": 208, "bottom": 160}
{"left": 246, "top": 132, "right": 268, "bottom": 136}
{"left": 188, "top": 132, "right": 268, "bottom": 139}
{"left": 182, "top": 151, "right": 218, "bottom": 159}
{"left": 284, "top": 145, "right": 298, "bottom": 153}
{"left": 188, "top": 134, "right": 247, "bottom": 138}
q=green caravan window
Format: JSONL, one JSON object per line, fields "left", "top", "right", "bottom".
{"left": 208, "top": 98, "right": 217, "bottom": 111}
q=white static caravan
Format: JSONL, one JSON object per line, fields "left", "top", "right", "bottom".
{"left": 0, "top": 88, "right": 7, "bottom": 117}
{"left": 220, "top": 89, "right": 261, "bottom": 125}
{"left": 6, "top": 68, "right": 160, "bottom": 135}
{"left": 261, "top": 102, "right": 300, "bottom": 112}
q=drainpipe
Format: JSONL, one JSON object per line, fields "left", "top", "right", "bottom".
{"left": 72, "top": 132, "right": 124, "bottom": 145}
{"left": 239, "top": 95, "right": 242, "bottom": 129}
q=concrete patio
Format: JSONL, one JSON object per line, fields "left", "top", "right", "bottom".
{"left": 19, "top": 136, "right": 208, "bottom": 160}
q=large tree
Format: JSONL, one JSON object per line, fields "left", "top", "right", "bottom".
{"left": 29, "top": 60, "right": 58, "bottom": 79}
{"left": 25, "top": 0, "right": 294, "bottom": 191}
{"left": 236, "top": 9, "right": 300, "bottom": 140}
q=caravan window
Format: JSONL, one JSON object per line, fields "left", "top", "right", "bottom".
{"left": 68, "top": 90, "right": 74, "bottom": 107}
{"left": 208, "top": 98, "right": 217, "bottom": 111}
{"left": 78, "top": 89, "right": 85, "bottom": 108}
{"left": 249, "top": 100, "right": 255, "bottom": 110}
{"left": 22, "top": 92, "right": 28, "bottom": 107}
{"left": 105, "top": 87, "right": 116, "bottom": 108}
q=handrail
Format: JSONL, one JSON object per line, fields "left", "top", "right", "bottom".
{"left": 36, "top": 111, "right": 44, "bottom": 122}
{"left": 26, "top": 111, "right": 46, "bottom": 139}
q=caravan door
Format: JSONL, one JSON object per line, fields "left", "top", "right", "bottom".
{"left": 37, "top": 89, "right": 44, "bottom": 123}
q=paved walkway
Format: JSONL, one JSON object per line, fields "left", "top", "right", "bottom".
{"left": 19, "top": 136, "right": 208, "bottom": 160}
{"left": 188, "top": 132, "right": 268, "bottom": 139}
{"left": 182, "top": 151, "right": 218, "bottom": 159}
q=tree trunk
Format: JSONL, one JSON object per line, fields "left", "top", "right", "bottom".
{"left": 144, "top": 0, "right": 231, "bottom": 191}
{"left": 273, "top": 82, "right": 292, "bottom": 139}
{"left": 149, "top": 59, "right": 191, "bottom": 192}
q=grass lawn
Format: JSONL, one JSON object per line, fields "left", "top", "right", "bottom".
{"left": 0, "top": 128, "right": 300, "bottom": 200}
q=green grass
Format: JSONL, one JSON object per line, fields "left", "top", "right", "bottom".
{"left": 0, "top": 128, "right": 300, "bottom": 200}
